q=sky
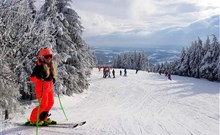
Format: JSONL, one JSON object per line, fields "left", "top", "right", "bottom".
{"left": 34, "top": 0, "right": 219, "bottom": 47}
{"left": 71, "top": 0, "right": 220, "bottom": 37}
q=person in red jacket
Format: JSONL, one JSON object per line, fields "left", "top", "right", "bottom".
{"left": 25, "top": 47, "right": 57, "bottom": 126}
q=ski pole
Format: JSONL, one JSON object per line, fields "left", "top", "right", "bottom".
{"left": 36, "top": 79, "right": 44, "bottom": 135}
{"left": 58, "top": 94, "right": 68, "bottom": 121}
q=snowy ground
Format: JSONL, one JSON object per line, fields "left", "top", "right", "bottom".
{"left": 1, "top": 69, "right": 220, "bottom": 135}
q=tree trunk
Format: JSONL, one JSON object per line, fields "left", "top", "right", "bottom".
{"left": 5, "top": 109, "right": 9, "bottom": 120}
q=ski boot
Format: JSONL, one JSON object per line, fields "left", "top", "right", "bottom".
{"left": 44, "top": 118, "right": 57, "bottom": 125}
{"left": 40, "top": 111, "right": 57, "bottom": 125}
{"left": 24, "top": 119, "right": 48, "bottom": 126}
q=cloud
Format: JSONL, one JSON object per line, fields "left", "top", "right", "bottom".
{"left": 72, "top": 0, "right": 131, "bottom": 19}
{"left": 85, "top": 15, "right": 219, "bottom": 48}
{"left": 71, "top": 0, "right": 219, "bottom": 38}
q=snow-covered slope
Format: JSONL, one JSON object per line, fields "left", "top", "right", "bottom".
{"left": 1, "top": 69, "right": 219, "bottom": 135}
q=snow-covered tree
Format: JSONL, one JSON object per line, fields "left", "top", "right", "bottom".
{"left": 188, "top": 38, "right": 204, "bottom": 78}
{"left": 175, "top": 47, "right": 186, "bottom": 75}
{"left": 176, "top": 47, "right": 191, "bottom": 76}
{"left": 0, "top": 0, "right": 31, "bottom": 116}
{"left": 45, "top": 0, "right": 96, "bottom": 95}
{"left": 217, "top": 56, "right": 220, "bottom": 81}
{"left": 113, "top": 55, "right": 123, "bottom": 68}
{"left": 169, "top": 60, "right": 178, "bottom": 74}
{"left": 139, "top": 52, "right": 148, "bottom": 71}
{"left": 151, "top": 63, "right": 161, "bottom": 73}
{"left": 203, "top": 36, "right": 211, "bottom": 55}
{"left": 0, "top": 60, "right": 20, "bottom": 116}
{"left": 22, "top": 0, "right": 95, "bottom": 95}
{"left": 113, "top": 51, "right": 148, "bottom": 70}
{"left": 200, "top": 35, "right": 220, "bottom": 81}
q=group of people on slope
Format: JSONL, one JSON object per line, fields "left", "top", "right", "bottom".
{"left": 101, "top": 67, "right": 128, "bottom": 78}
{"left": 102, "top": 67, "right": 115, "bottom": 78}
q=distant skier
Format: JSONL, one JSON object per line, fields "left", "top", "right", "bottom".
{"left": 120, "top": 70, "right": 122, "bottom": 76}
{"left": 165, "top": 71, "right": 168, "bottom": 76}
{"left": 124, "top": 68, "right": 127, "bottom": 76}
{"left": 159, "top": 70, "right": 162, "bottom": 75}
{"left": 103, "top": 67, "right": 107, "bottom": 78}
{"left": 112, "top": 69, "right": 115, "bottom": 78}
{"left": 136, "top": 69, "right": 139, "bottom": 74}
{"left": 168, "top": 72, "right": 172, "bottom": 80}
{"left": 25, "top": 48, "right": 57, "bottom": 126}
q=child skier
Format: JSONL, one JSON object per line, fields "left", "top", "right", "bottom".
{"left": 25, "top": 47, "right": 57, "bottom": 126}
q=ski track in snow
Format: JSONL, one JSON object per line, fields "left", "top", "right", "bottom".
{"left": 1, "top": 69, "right": 219, "bottom": 135}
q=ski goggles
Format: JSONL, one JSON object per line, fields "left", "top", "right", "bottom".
{"left": 44, "top": 55, "right": 52, "bottom": 59}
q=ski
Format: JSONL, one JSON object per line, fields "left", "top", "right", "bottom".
{"left": 48, "top": 121, "right": 86, "bottom": 128}
{"left": 3, "top": 121, "right": 86, "bottom": 129}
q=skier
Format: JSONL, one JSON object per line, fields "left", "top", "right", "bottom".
{"left": 25, "top": 47, "right": 57, "bottom": 126}
{"left": 124, "top": 68, "right": 127, "bottom": 76}
{"left": 120, "top": 70, "right": 122, "bottom": 76}
{"left": 159, "top": 70, "right": 162, "bottom": 75}
{"left": 165, "top": 71, "right": 168, "bottom": 76}
{"left": 136, "top": 68, "right": 139, "bottom": 74}
{"left": 103, "top": 67, "right": 108, "bottom": 78}
{"left": 112, "top": 69, "right": 115, "bottom": 78}
{"left": 168, "top": 72, "right": 172, "bottom": 80}
{"left": 108, "top": 67, "right": 111, "bottom": 78}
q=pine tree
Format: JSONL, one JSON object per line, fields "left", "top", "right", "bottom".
{"left": 189, "top": 38, "right": 203, "bottom": 78}
{"left": 217, "top": 56, "right": 220, "bottom": 81}
{"left": 176, "top": 47, "right": 190, "bottom": 76}
{"left": 0, "top": 0, "right": 31, "bottom": 117}
{"left": 209, "top": 35, "right": 220, "bottom": 81}
{"left": 38, "top": 0, "right": 96, "bottom": 95}
{"left": 140, "top": 52, "right": 148, "bottom": 70}
{"left": 203, "top": 36, "right": 211, "bottom": 55}
{"left": 200, "top": 35, "right": 220, "bottom": 81}
{"left": 176, "top": 47, "right": 185, "bottom": 75}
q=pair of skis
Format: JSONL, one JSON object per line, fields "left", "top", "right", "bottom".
{"left": 4, "top": 121, "right": 86, "bottom": 129}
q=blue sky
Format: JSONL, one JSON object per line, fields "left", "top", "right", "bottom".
{"left": 71, "top": 0, "right": 219, "bottom": 37}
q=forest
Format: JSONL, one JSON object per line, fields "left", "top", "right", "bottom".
{"left": 152, "top": 35, "right": 220, "bottom": 81}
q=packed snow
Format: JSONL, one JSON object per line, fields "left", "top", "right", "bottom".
{"left": 1, "top": 69, "right": 219, "bottom": 135}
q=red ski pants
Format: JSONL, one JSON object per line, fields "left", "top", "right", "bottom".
{"left": 30, "top": 81, "right": 54, "bottom": 122}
